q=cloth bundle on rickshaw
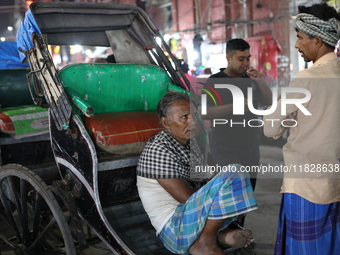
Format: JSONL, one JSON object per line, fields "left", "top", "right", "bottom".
{"left": 0, "top": 42, "right": 49, "bottom": 139}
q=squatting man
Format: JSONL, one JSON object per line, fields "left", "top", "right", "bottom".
{"left": 137, "top": 92, "right": 258, "bottom": 255}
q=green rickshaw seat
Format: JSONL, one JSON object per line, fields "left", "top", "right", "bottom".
{"left": 59, "top": 63, "right": 186, "bottom": 154}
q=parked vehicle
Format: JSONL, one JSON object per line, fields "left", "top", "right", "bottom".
{"left": 0, "top": 2, "right": 206, "bottom": 255}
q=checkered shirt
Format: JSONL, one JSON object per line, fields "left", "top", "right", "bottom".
{"left": 137, "top": 130, "right": 204, "bottom": 183}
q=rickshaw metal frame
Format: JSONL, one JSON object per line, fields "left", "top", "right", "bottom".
{"left": 0, "top": 2, "right": 198, "bottom": 255}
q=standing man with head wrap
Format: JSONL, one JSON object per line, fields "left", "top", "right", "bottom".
{"left": 263, "top": 3, "right": 340, "bottom": 255}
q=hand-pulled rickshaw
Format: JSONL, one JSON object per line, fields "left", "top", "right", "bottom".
{"left": 0, "top": 2, "right": 196, "bottom": 255}
{"left": 0, "top": 2, "right": 255, "bottom": 255}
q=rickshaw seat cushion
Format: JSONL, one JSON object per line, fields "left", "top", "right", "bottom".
{"left": 0, "top": 112, "right": 14, "bottom": 134}
{"left": 59, "top": 63, "right": 172, "bottom": 114}
{"left": 82, "top": 111, "right": 162, "bottom": 154}
{"left": 0, "top": 105, "right": 49, "bottom": 137}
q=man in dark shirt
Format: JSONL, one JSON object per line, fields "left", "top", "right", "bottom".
{"left": 204, "top": 38, "right": 272, "bottom": 190}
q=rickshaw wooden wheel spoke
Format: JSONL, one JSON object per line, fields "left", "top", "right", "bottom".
{"left": 7, "top": 176, "right": 23, "bottom": 223}
{"left": 0, "top": 232, "right": 18, "bottom": 249}
{"left": 0, "top": 186, "right": 23, "bottom": 243}
{"left": 32, "top": 192, "right": 43, "bottom": 240}
{"left": 20, "top": 179, "right": 30, "bottom": 244}
{"left": 29, "top": 217, "right": 56, "bottom": 250}
{"left": 0, "top": 164, "right": 76, "bottom": 255}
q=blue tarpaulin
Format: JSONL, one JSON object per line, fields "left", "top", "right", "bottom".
{"left": 16, "top": 8, "right": 42, "bottom": 64}
{"left": 0, "top": 41, "right": 30, "bottom": 69}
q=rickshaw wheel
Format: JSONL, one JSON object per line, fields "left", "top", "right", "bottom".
{"left": 0, "top": 164, "right": 77, "bottom": 255}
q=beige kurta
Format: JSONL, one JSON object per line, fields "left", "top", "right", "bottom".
{"left": 264, "top": 52, "right": 340, "bottom": 204}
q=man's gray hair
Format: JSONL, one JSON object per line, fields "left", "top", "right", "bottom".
{"left": 157, "top": 91, "right": 190, "bottom": 120}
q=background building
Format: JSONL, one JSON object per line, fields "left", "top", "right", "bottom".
{"left": 1, "top": 0, "right": 339, "bottom": 85}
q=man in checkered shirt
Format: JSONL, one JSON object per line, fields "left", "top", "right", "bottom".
{"left": 137, "top": 92, "right": 258, "bottom": 255}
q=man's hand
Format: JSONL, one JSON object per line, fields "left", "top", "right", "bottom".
{"left": 157, "top": 178, "right": 198, "bottom": 203}
{"left": 283, "top": 111, "right": 297, "bottom": 126}
{"left": 246, "top": 66, "right": 262, "bottom": 79}
{"left": 246, "top": 66, "right": 273, "bottom": 106}
{"left": 266, "top": 111, "right": 297, "bottom": 140}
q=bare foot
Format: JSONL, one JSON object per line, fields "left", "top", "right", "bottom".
{"left": 189, "top": 241, "right": 225, "bottom": 255}
{"left": 217, "top": 228, "right": 253, "bottom": 248}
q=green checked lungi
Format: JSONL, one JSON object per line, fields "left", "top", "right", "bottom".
{"left": 159, "top": 167, "right": 258, "bottom": 254}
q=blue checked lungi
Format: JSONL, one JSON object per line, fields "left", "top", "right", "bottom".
{"left": 159, "top": 168, "right": 258, "bottom": 254}
{"left": 275, "top": 193, "right": 340, "bottom": 255}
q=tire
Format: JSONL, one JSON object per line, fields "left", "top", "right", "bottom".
{"left": 0, "top": 164, "right": 77, "bottom": 255}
